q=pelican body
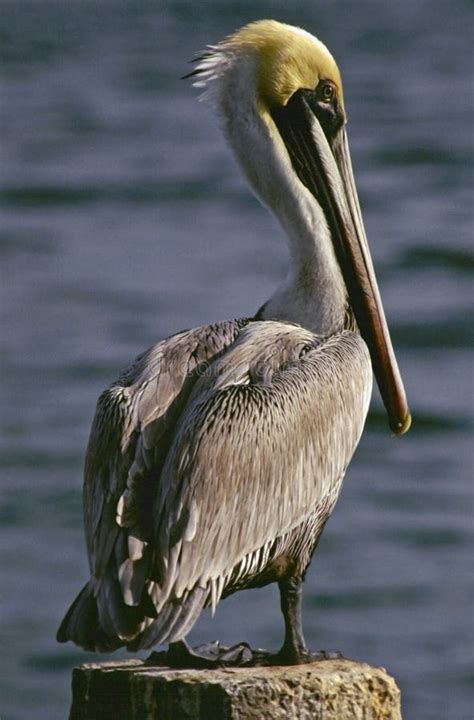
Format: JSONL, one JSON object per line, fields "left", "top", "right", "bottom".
{"left": 58, "top": 20, "right": 410, "bottom": 664}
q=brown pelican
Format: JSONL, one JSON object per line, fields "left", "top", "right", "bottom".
{"left": 57, "top": 20, "right": 410, "bottom": 665}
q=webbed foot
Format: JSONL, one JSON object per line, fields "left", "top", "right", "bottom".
{"left": 267, "top": 646, "right": 345, "bottom": 665}
{"left": 146, "top": 639, "right": 257, "bottom": 668}
{"left": 145, "top": 640, "right": 345, "bottom": 668}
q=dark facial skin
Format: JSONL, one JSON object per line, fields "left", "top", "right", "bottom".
{"left": 269, "top": 83, "right": 345, "bottom": 222}
{"left": 300, "top": 80, "right": 345, "bottom": 141}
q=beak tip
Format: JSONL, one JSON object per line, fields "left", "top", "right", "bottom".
{"left": 391, "top": 411, "right": 412, "bottom": 436}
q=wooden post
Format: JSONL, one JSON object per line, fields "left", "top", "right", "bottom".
{"left": 69, "top": 658, "right": 402, "bottom": 719}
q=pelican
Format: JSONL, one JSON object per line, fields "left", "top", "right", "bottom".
{"left": 57, "top": 20, "right": 410, "bottom": 666}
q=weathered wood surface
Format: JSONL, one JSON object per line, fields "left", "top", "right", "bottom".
{"left": 69, "top": 658, "right": 402, "bottom": 719}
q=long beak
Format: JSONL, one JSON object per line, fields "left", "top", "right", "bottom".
{"left": 272, "top": 92, "right": 411, "bottom": 435}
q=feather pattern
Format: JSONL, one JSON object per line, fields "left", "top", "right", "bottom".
{"left": 58, "top": 317, "right": 371, "bottom": 651}
{"left": 131, "top": 321, "right": 372, "bottom": 649}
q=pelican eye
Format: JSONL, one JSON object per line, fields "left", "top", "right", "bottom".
{"left": 318, "top": 81, "right": 336, "bottom": 103}
{"left": 297, "top": 81, "right": 345, "bottom": 139}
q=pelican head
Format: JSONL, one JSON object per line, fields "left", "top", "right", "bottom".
{"left": 188, "top": 20, "right": 410, "bottom": 435}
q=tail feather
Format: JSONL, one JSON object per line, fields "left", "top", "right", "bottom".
{"left": 97, "top": 576, "right": 144, "bottom": 641}
{"left": 127, "top": 585, "right": 207, "bottom": 651}
{"left": 58, "top": 579, "right": 210, "bottom": 653}
{"left": 162, "top": 586, "right": 208, "bottom": 644}
{"left": 56, "top": 582, "right": 123, "bottom": 653}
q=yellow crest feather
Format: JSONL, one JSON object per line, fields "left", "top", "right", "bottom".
{"left": 221, "top": 20, "right": 343, "bottom": 109}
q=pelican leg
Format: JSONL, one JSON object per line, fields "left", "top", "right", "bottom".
{"left": 273, "top": 576, "right": 311, "bottom": 664}
{"left": 144, "top": 581, "right": 343, "bottom": 669}
{"left": 271, "top": 576, "right": 345, "bottom": 665}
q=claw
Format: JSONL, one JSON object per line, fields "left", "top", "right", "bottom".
{"left": 217, "top": 642, "right": 251, "bottom": 664}
{"left": 313, "top": 649, "right": 344, "bottom": 660}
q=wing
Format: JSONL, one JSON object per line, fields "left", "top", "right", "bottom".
{"left": 82, "top": 318, "right": 250, "bottom": 615}
{"left": 135, "top": 321, "right": 372, "bottom": 648}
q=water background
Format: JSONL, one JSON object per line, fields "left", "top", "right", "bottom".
{"left": 1, "top": 2, "right": 473, "bottom": 718}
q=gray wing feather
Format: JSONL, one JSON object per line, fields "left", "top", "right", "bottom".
{"left": 142, "top": 322, "right": 372, "bottom": 641}
{"left": 62, "top": 317, "right": 371, "bottom": 652}
{"left": 83, "top": 319, "right": 249, "bottom": 613}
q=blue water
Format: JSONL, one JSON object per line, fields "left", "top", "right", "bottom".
{"left": 1, "top": 2, "right": 473, "bottom": 718}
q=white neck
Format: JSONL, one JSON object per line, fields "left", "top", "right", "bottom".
{"left": 219, "top": 63, "right": 347, "bottom": 336}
